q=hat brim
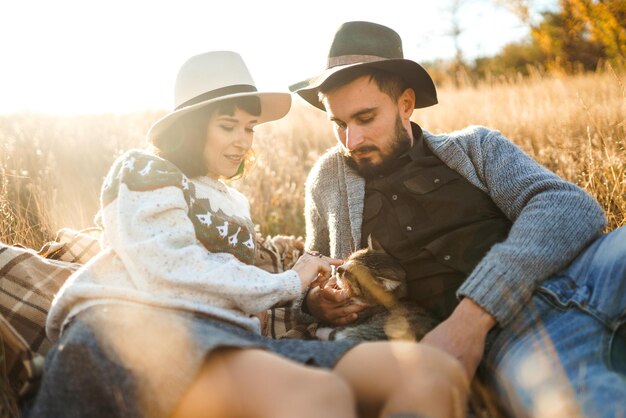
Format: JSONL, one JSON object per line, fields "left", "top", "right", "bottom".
{"left": 290, "top": 59, "right": 437, "bottom": 111}
{"left": 147, "top": 91, "right": 291, "bottom": 143}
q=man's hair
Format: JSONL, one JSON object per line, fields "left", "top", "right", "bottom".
{"left": 151, "top": 96, "right": 261, "bottom": 179}
{"left": 318, "top": 67, "right": 410, "bottom": 103}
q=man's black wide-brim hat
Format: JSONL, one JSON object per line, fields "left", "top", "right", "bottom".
{"left": 289, "top": 21, "right": 438, "bottom": 111}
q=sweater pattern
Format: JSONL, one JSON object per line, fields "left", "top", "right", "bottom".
{"left": 102, "top": 150, "right": 255, "bottom": 265}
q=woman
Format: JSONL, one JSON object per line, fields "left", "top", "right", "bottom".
{"left": 23, "top": 51, "right": 468, "bottom": 418}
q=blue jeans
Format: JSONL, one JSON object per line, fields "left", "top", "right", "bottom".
{"left": 485, "top": 227, "right": 626, "bottom": 418}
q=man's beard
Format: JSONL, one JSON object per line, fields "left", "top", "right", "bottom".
{"left": 342, "top": 116, "right": 412, "bottom": 179}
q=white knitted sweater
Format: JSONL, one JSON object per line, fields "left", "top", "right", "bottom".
{"left": 46, "top": 150, "right": 302, "bottom": 340}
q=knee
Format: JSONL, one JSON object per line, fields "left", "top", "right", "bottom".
{"left": 352, "top": 341, "right": 470, "bottom": 406}
{"left": 390, "top": 342, "right": 469, "bottom": 393}
{"left": 339, "top": 341, "right": 469, "bottom": 391}
{"left": 303, "top": 371, "right": 355, "bottom": 407}
{"left": 381, "top": 343, "right": 469, "bottom": 418}
{"left": 271, "top": 370, "right": 355, "bottom": 418}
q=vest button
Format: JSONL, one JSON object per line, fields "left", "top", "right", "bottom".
{"left": 406, "top": 226, "right": 412, "bottom": 232}
{"left": 443, "top": 255, "right": 451, "bottom": 261}
{"left": 392, "top": 194, "right": 398, "bottom": 200}
{"left": 434, "top": 178, "right": 440, "bottom": 184}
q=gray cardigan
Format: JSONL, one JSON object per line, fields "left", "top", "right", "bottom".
{"left": 304, "top": 125, "right": 606, "bottom": 326}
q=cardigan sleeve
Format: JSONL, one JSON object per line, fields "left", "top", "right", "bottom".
{"left": 304, "top": 156, "right": 331, "bottom": 256}
{"left": 456, "top": 128, "right": 606, "bottom": 326}
{"left": 99, "top": 150, "right": 303, "bottom": 315}
{"left": 290, "top": 154, "right": 334, "bottom": 325}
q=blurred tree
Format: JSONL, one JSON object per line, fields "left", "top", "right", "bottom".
{"left": 493, "top": 0, "right": 531, "bottom": 24}
{"left": 568, "top": 0, "right": 626, "bottom": 61}
{"left": 473, "top": 39, "right": 546, "bottom": 77}
{"left": 447, "top": 0, "right": 472, "bottom": 86}
{"left": 531, "top": 0, "right": 607, "bottom": 71}
{"left": 425, "top": 0, "right": 625, "bottom": 82}
{"left": 470, "top": 0, "right": 625, "bottom": 77}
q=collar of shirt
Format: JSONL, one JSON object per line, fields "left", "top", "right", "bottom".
{"left": 407, "top": 122, "right": 430, "bottom": 161}
{"left": 389, "top": 122, "right": 429, "bottom": 171}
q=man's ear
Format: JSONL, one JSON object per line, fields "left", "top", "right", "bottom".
{"left": 398, "top": 88, "right": 415, "bottom": 119}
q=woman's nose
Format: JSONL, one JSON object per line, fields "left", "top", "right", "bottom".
{"left": 234, "top": 129, "right": 252, "bottom": 149}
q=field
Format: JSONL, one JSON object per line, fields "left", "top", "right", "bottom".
{"left": 0, "top": 67, "right": 625, "bottom": 416}
{"left": 0, "top": 69, "right": 624, "bottom": 250}
{"left": 1, "top": 68, "right": 624, "bottom": 250}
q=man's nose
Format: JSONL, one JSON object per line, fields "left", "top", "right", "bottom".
{"left": 344, "top": 125, "right": 364, "bottom": 151}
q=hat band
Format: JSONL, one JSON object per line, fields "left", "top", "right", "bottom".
{"left": 327, "top": 54, "right": 389, "bottom": 68}
{"left": 175, "top": 84, "right": 258, "bottom": 110}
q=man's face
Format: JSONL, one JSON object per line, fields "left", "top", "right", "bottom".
{"left": 322, "top": 75, "right": 414, "bottom": 178}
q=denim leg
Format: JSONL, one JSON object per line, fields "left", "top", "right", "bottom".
{"left": 485, "top": 227, "right": 626, "bottom": 418}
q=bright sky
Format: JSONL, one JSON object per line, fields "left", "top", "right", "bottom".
{"left": 0, "top": 0, "right": 557, "bottom": 115}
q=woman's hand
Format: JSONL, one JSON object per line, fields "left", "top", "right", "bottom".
{"left": 292, "top": 251, "right": 343, "bottom": 291}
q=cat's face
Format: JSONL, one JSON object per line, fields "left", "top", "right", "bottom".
{"left": 334, "top": 239, "right": 407, "bottom": 308}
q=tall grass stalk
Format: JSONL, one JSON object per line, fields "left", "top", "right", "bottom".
{"left": 0, "top": 68, "right": 624, "bottom": 245}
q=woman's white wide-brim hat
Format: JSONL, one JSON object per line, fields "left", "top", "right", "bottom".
{"left": 147, "top": 51, "right": 291, "bottom": 143}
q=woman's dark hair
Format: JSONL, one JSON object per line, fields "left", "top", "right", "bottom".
{"left": 151, "top": 95, "right": 261, "bottom": 178}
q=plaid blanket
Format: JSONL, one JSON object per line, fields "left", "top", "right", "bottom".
{"left": 0, "top": 228, "right": 305, "bottom": 401}
{"left": 37, "top": 228, "right": 101, "bottom": 264}
{"left": 0, "top": 228, "right": 99, "bottom": 398}
{"left": 254, "top": 233, "right": 307, "bottom": 338}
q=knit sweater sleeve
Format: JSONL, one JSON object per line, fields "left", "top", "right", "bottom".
{"left": 289, "top": 152, "right": 335, "bottom": 325}
{"left": 100, "top": 150, "right": 302, "bottom": 315}
{"left": 455, "top": 128, "right": 606, "bottom": 326}
{"left": 304, "top": 154, "right": 331, "bottom": 255}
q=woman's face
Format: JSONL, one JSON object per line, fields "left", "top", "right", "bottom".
{"left": 203, "top": 108, "right": 257, "bottom": 179}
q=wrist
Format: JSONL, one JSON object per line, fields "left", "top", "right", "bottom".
{"left": 453, "top": 298, "right": 497, "bottom": 335}
{"left": 301, "top": 286, "right": 313, "bottom": 314}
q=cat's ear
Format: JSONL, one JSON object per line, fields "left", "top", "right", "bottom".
{"left": 367, "top": 234, "right": 384, "bottom": 252}
{"left": 379, "top": 277, "right": 402, "bottom": 292}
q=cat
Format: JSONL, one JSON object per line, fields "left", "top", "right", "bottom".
{"left": 315, "top": 236, "right": 440, "bottom": 342}
{"left": 314, "top": 238, "right": 508, "bottom": 418}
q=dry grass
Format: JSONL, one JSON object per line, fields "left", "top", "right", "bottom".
{"left": 0, "top": 68, "right": 624, "bottom": 417}
{"left": 238, "top": 65, "right": 626, "bottom": 237}
{"left": 0, "top": 112, "right": 159, "bottom": 247}
{"left": 1, "top": 68, "right": 624, "bottom": 248}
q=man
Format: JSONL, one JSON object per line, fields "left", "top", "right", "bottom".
{"left": 290, "top": 21, "right": 626, "bottom": 417}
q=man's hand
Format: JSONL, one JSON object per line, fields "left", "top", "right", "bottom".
{"left": 305, "top": 277, "right": 368, "bottom": 325}
{"left": 421, "top": 298, "right": 497, "bottom": 379}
